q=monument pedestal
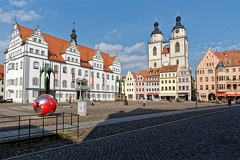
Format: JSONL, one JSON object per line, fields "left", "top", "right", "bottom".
{"left": 77, "top": 101, "right": 87, "bottom": 116}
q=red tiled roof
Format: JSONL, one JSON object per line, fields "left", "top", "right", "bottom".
{"left": 215, "top": 50, "right": 240, "bottom": 67}
{"left": 0, "top": 64, "right": 4, "bottom": 80}
{"left": 160, "top": 65, "right": 178, "bottom": 73}
{"left": 18, "top": 24, "right": 115, "bottom": 72}
{"left": 162, "top": 48, "right": 170, "bottom": 54}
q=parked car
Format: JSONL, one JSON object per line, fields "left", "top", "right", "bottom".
{"left": 5, "top": 98, "right": 13, "bottom": 103}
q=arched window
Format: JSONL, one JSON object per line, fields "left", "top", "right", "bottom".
{"left": 208, "top": 69, "right": 213, "bottom": 74}
{"left": 62, "top": 80, "right": 67, "bottom": 88}
{"left": 63, "top": 66, "right": 67, "bottom": 73}
{"left": 91, "top": 71, "right": 94, "bottom": 77}
{"left": 154, "top": 62, "right": 157, "bottom": 67}
{"left": 85, "top": 70, "right": 88, "bottom": 77}
{"left": 175, "top": 42, "right": 180, "bottom": 52}
{"left": 78, "top": 69, "right": 82, "bottom": 76}
{"left": 153, "top": 47, "right": 157, "bottom": 56}
{"left": 96, "top": 84, "right": 100, "bottom": 90}
{"left": 176, "top": 59, "right": 179, "bottom": 65}
{"left": 71, "top": 68, "right": 75, "bottom": 74}
{"left": 54, "top": 65, "right": 59, "bottom": 71}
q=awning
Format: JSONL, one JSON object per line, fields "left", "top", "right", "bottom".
{"left": 147, "top": 92, "right": 158, "bottom": 95}
{"left": 217, "top": 93, "right": 226, "bottom": 97}
{"left": 227, "top": 94, "right": 240, "bottom": 97}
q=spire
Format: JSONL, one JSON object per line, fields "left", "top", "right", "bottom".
{"left": 172, "top": 14, "right": 185, "bottom": 31}
{"left": 150, "top": 19, "right": 162, "bottom": 36}
{"left": 70, "top": 22, "right": 77, "bottom": 44}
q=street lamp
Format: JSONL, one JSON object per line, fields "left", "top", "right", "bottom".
{"left": 194, "top": 89, "right": 198, "bottom": 107}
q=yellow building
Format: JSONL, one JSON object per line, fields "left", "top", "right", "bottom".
{"left": 159, "top": 65, "right": 178, "bottom": 100}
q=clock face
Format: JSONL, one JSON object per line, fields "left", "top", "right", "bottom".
{"left": 175, "top": 29, "right": 179, "bottom": 33}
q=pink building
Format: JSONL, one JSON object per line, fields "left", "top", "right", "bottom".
{"left": 196, "top": 49, "right": 240, "bottom": 103}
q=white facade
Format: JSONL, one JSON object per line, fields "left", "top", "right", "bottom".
{"left": 148, "top": 15, "right": 189, "bottom": 69}
{"left": 4, "top": 21, "right": 121, "bottom": 103}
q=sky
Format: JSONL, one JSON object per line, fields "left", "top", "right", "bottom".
{"left": 1, "top": 0, "right": 240, "bottom": 77}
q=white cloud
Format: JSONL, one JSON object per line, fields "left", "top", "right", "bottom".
{"left": 104, "top": 29, "right": 122, "bottom": 39}
{"left": 123, "top": 42, "right": 146, "bottom": 54}
{"left": 94, "top": 42, "right": 148, "bottom": 75}
{"left": 94, "top": 42, "right": 123, "bottom": 55}
{"left": 9, "top": 0, "right": 29, "bottom": 7}
{"left": 0, "top": 8, "right": 41, "bottom": 23}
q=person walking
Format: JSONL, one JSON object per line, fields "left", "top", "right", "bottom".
{"left": 69, "top": 94, "right": 72, "bottom": 103}
{"left": 143, "top": 98, "right": 145, "bottom": 107}
{"left": 228, "top": 98, "right": 231, "bottom": 106}
{"left": 91, "top": 99, "right": 94, "bottom": 106}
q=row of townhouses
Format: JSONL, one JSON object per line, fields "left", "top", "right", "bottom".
{"left": 122, "top": 15, "right": 194, "bottom": 101}
{"left": 4, "top": 20, "right": 121, "bottom": 103}
{"left": 3, "top": 15, "right": 239, "bottom": 104}
{"left": 196, "top": 49, "right": 240, "bottom": 103}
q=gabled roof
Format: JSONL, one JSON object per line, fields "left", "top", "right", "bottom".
{"left": 160, "top": 65, "right": 178, "bottom": 73}
{"left": 18, "top": 24, "right": 116, "bottom": 72}
{"left": 162, "top": 48, "right": 170, "bottom": 54}
{"left": 0, "top": 64, "right": 4, "bottom": 80}
{"left": 215, "top": 50, "right": 240, "bottom": 67}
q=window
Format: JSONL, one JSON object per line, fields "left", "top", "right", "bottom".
{"left": 97, "top": 72, "right": 100, "bottom": 78}
{"left": 30, "top": 48, "right": 33, "bottom": 53}
{"left": 32, "top": 77, "right": 39, "bottom": 86}
{"left": 54, "top": 65, "right": 59, "bottom": 71}
{"left": 154, "top": 62, "right": 157, "bottom": 67}
{"left": 63, "top": 67, "right": 67, "bottom": 73}
{"left": 16, "top": 63, "right": 18, "bottom": 70}
{"left": 176, "top": 59, "right": 179, "bottom": 65}
{"left": 62, "top": 80, "right": 67, "bottom": 88}
{"left": 211, "top": 85, "right": 214, "bottom": 90}
{"left": 41, "top": 51, "right": 45, "bottom": 55}
{"left": 78, "top": 69, "right": 82, "bottom": 76}
{"left": 107, "top": 74, "right": 109, "bottom": 80}
{"left": 71, "top": 68, "right": 75, "bottom": 74}
{"left": 55, "top": 80, "right": 59, "bottom": 87}
{"left": 153, "top": 47, "right": 157, "bottom": 56}
{"left": 200, "top": 85, "right": 203, "bottom": 90}
{"left": 206, "top": 85, "right": 209, "bottom": 90}
{"left": 112, "top": 75, "right": 114, "bottom": 80}
{"left": 111, "top": 85, "right": 114, "bottom": 91}
{"left": 19, "top": 77, "right": 22, "bottom": 86}
{"left": 205, "top": 77, "right": 208, "bottom": 82}
{"left": 226, "top": 69, "right": 229, "bottom": 73}
{"left": 33, "top": 61, "right": 39, "bottom": 69}
{"left": 233, "top": 68, "right": 236, "bottom": 72}
{"left": 175, "top": 42, "right": 180, "bottom": 52}
{"left": 208, "top": 69, "right": 213, "bottom": 74}
{"left": 200, "top": 77, "right": 203, "bottom": 82}
{"left": 211, "top": 76, "right": 214, "bottom": 82}
{"left": 85, "top": 70, "right": 88, "bottom": 77}
{"left": 20, "top": 61, "right": 23, "bottom": 69}
{"left": 233, "top": 76, "right": 236, "bottom": 80}
{"left": 71, "top": 82, "right": 75, "bottom": 88}
{"left": 96, "top": 84, "right": 100, "bottom": 90}
{"left": 36, "top": 49, "right": 39, "bottom": 54}
{"left": 91, "top": 83, "right": 94, "bottom": 89}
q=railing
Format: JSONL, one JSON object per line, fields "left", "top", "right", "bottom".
{"left": 0, "top": 112, "right": 80, "bottom": 143}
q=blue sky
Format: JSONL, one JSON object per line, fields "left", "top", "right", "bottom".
{"left": 1, "top": 0, "right": 240, "bottom": 77}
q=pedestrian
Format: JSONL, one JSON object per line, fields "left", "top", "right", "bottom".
{"left": 91, "top": 99, "right": 94, "bottom": 106}
{"left": 69, "top": 94, "right": 72, "bottom": 103}
{"left": 143, "top": 98, "right": 145, "bottom": 107}
{"left": 228, "top": 98, "right": 231, "bottom": 106}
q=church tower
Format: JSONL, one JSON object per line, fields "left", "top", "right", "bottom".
{"left": 148, "top": 20, "right": 163, "bottom": 69}
{"left": 169, "top": 15, "right": 188, "bottom": 67}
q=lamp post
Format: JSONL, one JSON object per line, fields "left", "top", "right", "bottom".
{"left": 195, "top": 89, "right": 198, "bottom": 107}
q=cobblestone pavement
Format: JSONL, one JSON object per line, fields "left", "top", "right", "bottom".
{"left": 5, "top": 106, "right": 240, "bottom": 160}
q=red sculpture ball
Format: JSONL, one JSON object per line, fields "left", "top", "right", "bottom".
{"left": 33, "top": 94, "right": 57, "bottom": 116}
